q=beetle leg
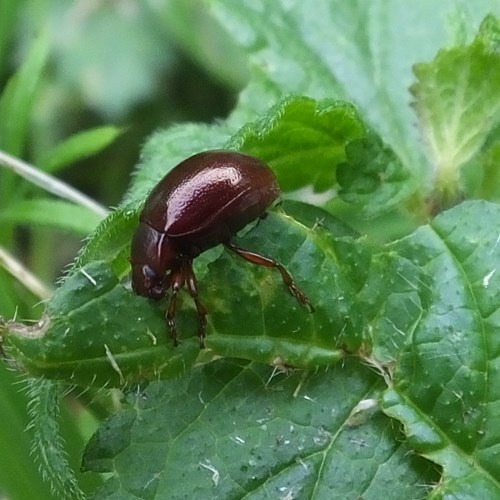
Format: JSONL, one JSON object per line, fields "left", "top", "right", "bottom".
{"left": 166, "top": 267, "right": 185, "bottom": 346}
{"left": 224, "top": 242, "right": 314, "bottom": 312}
{"left": 184, "top": 260, "right": 208, "bottom": 348}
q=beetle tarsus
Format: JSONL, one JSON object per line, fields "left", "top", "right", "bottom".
{"left": 275, "top": 265, "right": 314, "bottom": 312}
{"left": 166, "top": 297, "right": 179, "bottom": 347}
{"left": 185, "top": 260, "right": 208, "bottom": 348}
{"left": 290, "top": 282, "right": 315, "bottom": 313}
{"left": 194, "top": 297, "right": 207, "bottom": 348}
{"left": 166, "top": 271, "right": 184, "bottom": 347}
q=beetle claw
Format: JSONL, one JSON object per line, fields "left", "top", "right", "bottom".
{"left": 166, "top": 317, "right": 179, "bottom": 347}
{"left": 197, "top": 311, "right": 207, "bottom": 349}
{"left": 289, "top": 283, "right": 315, "bottom": 313}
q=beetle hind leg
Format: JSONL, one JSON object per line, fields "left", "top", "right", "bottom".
{"left": 224, "top": 242, "right": 314, "bottom": 312}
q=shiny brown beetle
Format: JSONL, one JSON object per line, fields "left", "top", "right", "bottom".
{"left": 130, "top": 150, "right": 313, "bottom": 347}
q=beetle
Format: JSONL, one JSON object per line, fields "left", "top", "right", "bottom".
{"left": 130, "top": 150, "right": 313, "bottom": 347}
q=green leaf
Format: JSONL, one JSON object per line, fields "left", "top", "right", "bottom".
{"left": 355, "top": 200, "right": 500, "bottom": 497}
{"left": 475, "top": 14, "right": 500, "bottom": 52}
{"left": 211, "top": 1, "right": 500, "bottom": 169}
{"left": 227, "top": 96, "right": 365, "bottom": 193}
{"left": 82, "top": 359, "right": 438, "bottom": 499}
{"left": 128, "top": 96, "right": 368, "bottom": 207}
{"left": 45, "top": 3, "right": 175, "bottom": 117}
{"left": 0, "top": 30, "right": 48, "bottom": 155}
{"left": 155, "top": 0, "right": 248, "bottom": 89}
{"left": 1, "top": 203, "right": 364, "bottom": 386}
{"left": 129, "top": 96, "right": 406, "bottom": 213}
{"left": 411, "top": 16, "right": 500, "bottom": 196}
{"left": 336, "top": 132, "right": 414, "bottom": 217}
{"left": 39, "top": 126, "right": 124, "bottom": 173}
{"left": 0, "top": 199, "right": 103, "bottom": 235}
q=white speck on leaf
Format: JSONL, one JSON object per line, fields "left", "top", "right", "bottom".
{"left": 385, "top": 318, "right": 406, "bottom": 336}
{"left": 143, "top": 472, "right": 161, "bottom": 491}
{"left": 199, "top": 460, "right": 219, "bottom": 486}
{"left": 104, "top": 344, "right": 124, "bottom": 384}
{"left": 198, "top": 391, "right": 206, "bottom": 405}
{"left": 280, "top": 488, "right": 295, "bottom": 500}
{"left": 490, "top": 234, "right": 500, "bottom": 255}
{"left": 231, "top": 435, "right": 246, "bottom": 445}
{"left": 80, "top": 268, "right": 97, "bottom": 286}
{"left": 483, "top": 269, "right": 496, "bottom": 288}
{"left": 349, "top": 437, "right": 368, "bottom": 449}
{"left": 145, "top": 329, "right": 157, "bottom": 345}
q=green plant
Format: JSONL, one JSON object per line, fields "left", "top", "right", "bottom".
{"left": 1, "top": 2, "right": 500, "bottom": 499}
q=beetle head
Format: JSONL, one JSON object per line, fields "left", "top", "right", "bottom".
{"left": 130, "top": 222, "right": 178, "bottom": 300}
{"left": 131, "top": 263, "right": 165, "bottom": 300}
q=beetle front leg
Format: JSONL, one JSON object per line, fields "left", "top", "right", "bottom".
{"left": 166, "top": 268, "right": 185, "bottom": 346}
{"left": 225, "top": 242, "right": 314, "bottom": 312}
{"left": 184, "top": 260, "right": 208, "bottom": 348}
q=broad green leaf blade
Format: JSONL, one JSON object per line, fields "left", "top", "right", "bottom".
{"left": 39, "top": 126, "right": 124, "bottom": 174}
{"left": 129, "top": 97, "right": 365, "bottom": 203}
{"left": 82, "top": 360, "right": 438, "bottom": 499}
{"left": 359, "top": 201, "right": 500, "bottom": 497}
{"left": 227, "top": 96, "right": 365, "bottom": 193}
{"left": 411, "top": 16, "right": 500, "bottom": 196}
{"left": 211, "top": 0, "right": 500, "bottom": 170}
{"left": 383, "top": 389, "right": 499, "bottom": 499}
{"left": 228, "top": 96, "right": 416, "bottom": 216}
{"left": 203, "top": 205, "right": 365, "bottom": 363}
{"left": 129, "top": 96, "right": 412, "bottom": 217}
{"left": 1, "top": 203, "right": 364, "bottom": 387}
{"left": 0, "top": 199, "right": 103, "bottom": 235}
{"left": 1, "top": 261, "right": 201, "bottom": 386}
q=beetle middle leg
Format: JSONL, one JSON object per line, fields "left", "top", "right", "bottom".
{"left": 224, "top": 242, "right": 314, "bottom": 312}
{"left": 184, "top": 259, "right": 208, "bottom": 348}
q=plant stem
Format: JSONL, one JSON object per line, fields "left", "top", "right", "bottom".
{"left": 0, "top": 244, "right": 52, "bottom": 300}
{"left": 0, "top": 149, "right": 108, "bottom": 218}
